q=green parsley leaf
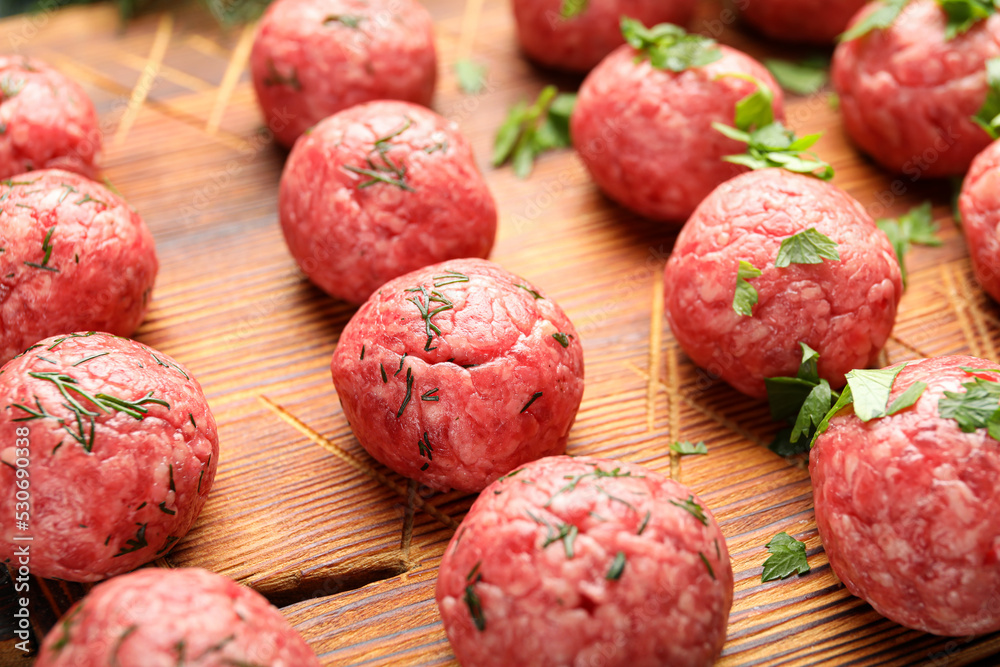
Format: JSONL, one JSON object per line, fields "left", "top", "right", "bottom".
{"left": 761, "top": 532, "right": 811, "bottom": 582}
{"left": 730, "top": 76, "right": 775, "bottom": 131}
{"left": 670, "top": 440, "right": 708, "bottom": 456}
{"left": 791, "top": 379, "right": 832, "bottom": 443}
{"left": 764, "top": 57, "right": 830, "bottom": 95}
{"left": 887, "top": 380, "right": 927, "bottom": 415}
{"left": 765, "top": 343, "right": 838, "bottom": 447}
{"left": 455, "top": 59, "right": 487, "bottom": 94}
{"left": 733, "top": 260, "right": 761, "bottom": 317}
{"left": 811, "top": 385, "right": 854, "bottom": 445}
{"left": 765, "top": 376, "right": 820, "bottom": 422}
{"left": 974, "top": 57, "right": 1000, "bottom": 139}
{"left": 959, "top": 366, "right": 1000, "bottom": 375}
{"left": 561, "top": 0, "right": 588, "bottom": 18}
{"left": 876, "top": 202, "right": 943, "bottom": 287}
{"left": 797, "top": 342, "right": 820, "bottom": 383}
{"left": 938, "top": 0, "right": 997, "bottom": 40}
{"left": 493, "top": 86, "right": 576, "bottom": 178}
{"left": 493, "top": 102, "right": 527, "bottom": 166}
{"left": 769, "top": 427, "right": 809, "bottom": 457}
{"left": 775, "top": 228, "right": 840, "bottom": 268}
{"left": 845, "top": 367, "right": 905, "bottom": 422}
{"left": 939, "top": 377, "right": 1000, "bottom": 432}
{"left": 621, "top": 17, "right": 722, "bottom": 72}
{"left": 535, "top": 93, "right": 576, "bottom": 151}
{"left": 840, "top": 0, "right": 911, "bottom": 42}
{"left": 713, "top": 120, "right": 834, "bottom": 180}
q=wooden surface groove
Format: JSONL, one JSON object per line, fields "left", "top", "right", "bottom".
{"left": 1, "top": 1, "right": 999, "bottom": 665}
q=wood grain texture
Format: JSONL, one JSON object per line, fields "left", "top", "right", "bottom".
{"left": 1, "top": 1, "right": 999, "bottom": 665}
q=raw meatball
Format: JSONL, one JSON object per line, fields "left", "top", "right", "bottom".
{"left": 811, "top": 355, "right": 1000, "bottom": 635}
{"left": 34, "top": 567, "right": 320, "bottom": 666}
{"left": 436, "top": 455, "right": 733, "bottom": 667}
{"left": 572, "top": 43, "right": 785, "bottom": 223}
{"left": 959, "top": 139, "right": 1000, "bottom": 301}
{"left": 512, "top": 0, "right": 697, "bottom": 73}
{"left": 663, "top": 169, "right": 902, "bottom": 398}
{"left": 251, "top": 0, "right": 437, "bottom": 147}
{"left": 739, "top": 0, "right": 868, "bottom": 44}
{"left": 0, "top": 56, "right": 101, "bottom": 179}
{"left": 0, "top": 170, "right": 158, "bottom": 365}
{"left": 833, "top": 0, "right": 1000, "bottom": 177}
{"left": 0, "top": 332, "right": 218, "bottom": 582}
{"left": 330, "top": 258, "right": 584, "bottom": 493}
{"left": 280, "top": 101, "right": 496, "bottom": 305}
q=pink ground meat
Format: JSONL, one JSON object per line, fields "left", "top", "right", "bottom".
{"left": 436, "top": 455, "right": 733, "bottom": 667}
{"left": 280, "top": 101, "right": 496, "bottom": 305}
{"left": 739, "top": 0, "right": 868, "bottom": 44}
{"left": 571, "top": 44, "right": 785, "bottom": 223}
{"left": 0, "top": 333, "right": 218, "bottom": 582}
{"left": 0, "top": 169, "right": 158, "bottom": 365}
{"left": 330, "top": 258, "right": 585, "bottom": 493}
{"left": 811, "top": 355, "right": 1000, "bottom": 636}
{"left": 663, "top": 169, "right": 902, "bottom": 399}
{"left": 34, "top": 568, "right": 319, "bottom": 667}
{"left": 251, "top": 0, "right": 437, "bottom": 148}
{"left": 0, "top": 56, "right": 101, "bottom": 180}
{"left": 833, "top": 0, "right": 1000, "bottom": 177}
{"left": 512, "top": 0, "right": 697, "bottom": 73}
{"left": 959, "top": 138, "right": 1000, "bottom": 301}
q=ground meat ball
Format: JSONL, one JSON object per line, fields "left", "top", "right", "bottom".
{"left": 436, "top": 455, "right": 733, "bottom": 667}
{"left": 280, "top": 101, "right": 496, "bottom": 305}
{"left": 571, "top": 44, "right": 785, "bottom": 223}
{"left": 833, "top": 0, "right": 1000, "bottom": 177}
{"left": 251, "top": 0, "right": 437, "bottom": 148}
{"left": 0, "top": 333, "right": 218, "bottom": 582}
{"left": 330, "top": 259, "right": 584, "bottom": 493}
{"left": 811, "top": 356, "right": 1000, "bottom": 635}
{"left": 738, "top": 0, "right": 868, "bottom": 44}
{"left": 0, "top": 170, "right": 158, "bottom": 365}
{"left": 663, "top": 169, "right": 902, "bottom": 399}
{"left": 34, "top": 568, "right": 319, "bottom": 666}
{"left": 512, "top": 0, "right": 697, "bottom": 73}
{"left": 0, "top": 56, "right": 101, "bottom": 179}
{"left": 959, "top": 139, "right": 1000, "bottom": 301}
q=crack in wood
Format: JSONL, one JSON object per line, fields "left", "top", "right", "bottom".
{"left": 252, "top": 551, "right": 414, "bottom": 608}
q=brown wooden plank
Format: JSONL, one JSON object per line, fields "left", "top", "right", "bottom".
{"left": 0, "top": 0, "right": 998, "bottom": 664}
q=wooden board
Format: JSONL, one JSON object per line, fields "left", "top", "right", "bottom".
{"left": 1, "top": 0, "right": 999, "bottom": 665}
